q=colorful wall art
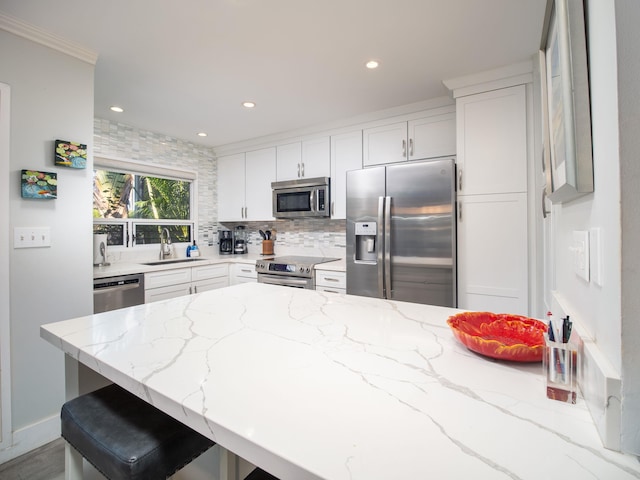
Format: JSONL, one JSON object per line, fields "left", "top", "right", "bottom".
{"left": 55, "top": 139, "right": 87, "bottom": 168}
{"left": 21, "top": 170, "right": 57, "bottom": 199}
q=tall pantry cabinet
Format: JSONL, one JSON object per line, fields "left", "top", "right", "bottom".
{"left": 453, "top": 83, "right": 530, "bottom": 316}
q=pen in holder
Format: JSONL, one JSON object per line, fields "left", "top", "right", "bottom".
{"left": 543, "top": 335, "right": 578, "bottom": 404}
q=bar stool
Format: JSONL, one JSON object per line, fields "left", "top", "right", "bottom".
{"left": 61, "top": 383, "right": 214, "bottom": 479}
{"left": 61, "top": 383, "right": 280, "bottom": 480}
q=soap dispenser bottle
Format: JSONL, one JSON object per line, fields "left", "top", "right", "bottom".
{"left": 190, "top": 240, "right": 200, "bottom": 257}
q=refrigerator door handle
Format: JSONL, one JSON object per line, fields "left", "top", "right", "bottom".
{"left": 377, "top": 196, "right": 385, "bottom": 298}
{"left": 384, "top": 196, "right": 392, "bottom": 299}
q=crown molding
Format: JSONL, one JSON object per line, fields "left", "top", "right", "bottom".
{"left": 0, "top": 12, "right": 98, "bottom": 65}
{"left": 443, "top": 60, "right": 533, "bottom": 98}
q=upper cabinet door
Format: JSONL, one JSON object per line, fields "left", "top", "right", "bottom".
{"left": 456, "top": 85, "right": 527, "bottom": 195}
{"left": 330, "top": 130, "right": 362, "bottom": 219}
{"left": 408, "top": 112, "right": 456, "bottom": 161}
{"left": 217, "top": 153, "right": 245, "bottom": 222}
{"left": 276, "top": 138, "right": 330, "bottom": 181}
{"left": 363, "top": 122, "right": 407, "bottom": 166}
{"left": 276, "top": 142, "right": 302, "bottom": 181}
{"left": 245, "top": 147, "right": 276, "bottom": 221}
{"left": 301, "top": 136, "right": 330, "bottom": 178}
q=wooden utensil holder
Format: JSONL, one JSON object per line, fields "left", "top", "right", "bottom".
{"left": 262, "top": 240, "right": 274, "bottom": 255}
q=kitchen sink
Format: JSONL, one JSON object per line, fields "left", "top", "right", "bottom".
{"left": 142, "top": 258, "right": 207, "bottom": 266}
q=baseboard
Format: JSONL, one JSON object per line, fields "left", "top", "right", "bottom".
{"left": 0, "top": 413, "right": 60, "bottom": 464}
{"left": 551, "top": 291, "right": 621, "bottom": 451}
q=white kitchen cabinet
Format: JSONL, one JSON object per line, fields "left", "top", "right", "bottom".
{"left": 330, "top": 130, "right": 362, "bottom": 219}
{"left": 245, "top": 147, "right": 276, "bottom": 220}
{"left": 145, "top": 268, "right": 192, "bottom": 290}
{"left": 217, "top": 148, "right": 276, "bottom": 222}
{"left": 363, "top": 112, "right": 456, "bottom": 167}
{"left": 408, "top": 113, "right": 456, "bottom": 161}
{"left": 455, "top": 85, "right": 527, "bottom": 195}
{"left": 145, "top": 263, "right": 229, "bottom": 303}
{"left": 276, "top": 137, "right": 330, "bottom": 181}
{"left": 363, "top": 122, "right": 407, "bottom": 166}
{"left": 217, "top": 153, "right": 246, "bottom": 222}
{"left": 230, "top": 263, "right": 257, "bottom": 285}
{"left": 315, "top": 270, "right": 346, "bottom": 294}
{"left": 457, "top": 193, "right": 528, "bottom": 315}
{"left": 190, "top": 263, "right": 229, "bottom": 294}
{"left": 454, "top": 83, "right": 530, "bottom": 315}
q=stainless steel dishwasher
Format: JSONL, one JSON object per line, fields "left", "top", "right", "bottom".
{"left": 93, "top": 273, "right": 145, "bottom": 313}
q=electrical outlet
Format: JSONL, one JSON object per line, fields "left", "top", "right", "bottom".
{"left": 573, "top": 230, "right": 590, "bottom": 282}
{"left": 14, "top": 227, "right": 51, "bottom": 248}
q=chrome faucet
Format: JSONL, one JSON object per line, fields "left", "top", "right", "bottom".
{"left": 159, "top": 228, "right": 173, "bottom": 260}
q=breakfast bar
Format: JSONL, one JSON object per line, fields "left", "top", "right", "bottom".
{"left": 41, "top": 283, "right": 640, "bottom": 479}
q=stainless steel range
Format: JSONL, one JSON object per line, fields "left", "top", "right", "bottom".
{"left": 256, "top": 256, "right": 340, "bottom": 289}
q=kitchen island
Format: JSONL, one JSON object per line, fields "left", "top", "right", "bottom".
{"left": 41, "top": 283, "right": 640, "bottom": 480}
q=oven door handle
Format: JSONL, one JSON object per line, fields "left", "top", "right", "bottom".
{"left": 258, "top": 274, "right": 313, "bottom": 289}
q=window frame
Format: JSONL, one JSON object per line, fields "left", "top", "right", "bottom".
{"left": 93, "top": 155, "right": 198, "bottom": 250}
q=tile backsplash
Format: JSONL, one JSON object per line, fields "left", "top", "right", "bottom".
{"left": 220, "top": 219, "right": 346, "bottom": 251}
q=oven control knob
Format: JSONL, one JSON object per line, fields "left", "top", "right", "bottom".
{"left": 305, "top": 267, "right": 310, "bottom": 273}
{"left": 299, "top": 267, "right": 303, "bottom": 273}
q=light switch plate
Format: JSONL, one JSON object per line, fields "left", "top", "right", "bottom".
{"left": 573, "top": 230, "right": 590, "bottom": 282}
{"left": 14, "top": 227, "right": 51, "bottom": 248}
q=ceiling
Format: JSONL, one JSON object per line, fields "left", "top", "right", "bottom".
{"left": 1, "top": 0, "right": 547, "bottom": 148}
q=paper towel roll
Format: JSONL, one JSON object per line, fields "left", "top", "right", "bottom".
{"left": 93, "top": 234, "right": 108, "bottom": 266}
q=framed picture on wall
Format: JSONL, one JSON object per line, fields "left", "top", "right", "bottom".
{"left": 540, "top": 0, "right": 593, "bottom": 204}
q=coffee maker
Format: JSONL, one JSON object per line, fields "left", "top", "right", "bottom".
{"left": 233, "top": 226, "right": 248, "bottom": 254}
{"left": 218, "top": 230, "right": 233, "bottom": 255}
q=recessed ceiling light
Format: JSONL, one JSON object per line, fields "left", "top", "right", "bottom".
{"left": 110, "top": 106, "right": 124, "bottom": 113}
{"left": 197, "top": 132, "right": 208, "bottom": 137}
{"left": 365, "top": 60, "right": 380, "bottom": 69}
{"left": 242, "top": 101, "right": 256, "bottom": 108}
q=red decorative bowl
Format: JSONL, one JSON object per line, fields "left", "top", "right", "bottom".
{"left": 447, "top": 312, "right": 547, "bottom": 362}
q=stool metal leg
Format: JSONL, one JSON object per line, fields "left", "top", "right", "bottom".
{"left": 219, "top": 445, "right": 239, "bottom": 480}
{"left": 65, "top": 443, "right": 83, "bottom": 480}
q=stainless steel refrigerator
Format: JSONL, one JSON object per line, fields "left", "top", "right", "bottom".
{"left": 346, "top": 158, "right": 456, "bottom": 307}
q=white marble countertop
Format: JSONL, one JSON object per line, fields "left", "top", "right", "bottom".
{"left": 40, "top": 284, "right": 640, "bottom": 479}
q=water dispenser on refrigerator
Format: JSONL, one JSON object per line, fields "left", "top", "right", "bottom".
{"left": 354, "top": 222, "right": 377, "bottom": 263}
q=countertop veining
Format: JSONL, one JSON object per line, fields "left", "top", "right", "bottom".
{"left": 41, "top": 283, "right": 640, "bottom": 479}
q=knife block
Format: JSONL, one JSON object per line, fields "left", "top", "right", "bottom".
{"left": 261, "top": 240, "right": 274, "bottom": 256}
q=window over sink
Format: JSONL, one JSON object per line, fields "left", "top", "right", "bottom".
{"left": 93, "top": 157, "right": 196, "bottom": 248}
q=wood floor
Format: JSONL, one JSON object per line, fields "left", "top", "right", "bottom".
{"left": 0, "top": 438, "right": 65, "bottom": 480}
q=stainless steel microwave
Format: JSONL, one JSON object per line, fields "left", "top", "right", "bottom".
{"left": 272, "top": 177, "right": 330, "bottom": 219}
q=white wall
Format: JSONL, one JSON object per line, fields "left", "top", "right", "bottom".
{"left": 549, "top": 0, "right": 639, "bottom": 455}
{"left": 0, "top": 30, "right": 94, "bottom": 458}
{"left": 615, "top": 0, "right": 640, "bottom": 455}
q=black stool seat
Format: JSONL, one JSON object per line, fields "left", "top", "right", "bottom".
{"left": 61, "top": 383, "right": 214, "bottom": 480}
{"left": 245, "top": 467, "right": 280, "bottom": 480}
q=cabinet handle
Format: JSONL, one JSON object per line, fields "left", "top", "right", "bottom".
{"left": 458, "top": 169, "right": 463, "bottom": 191}
{"left": 458, "top": 201, "right": 462, "bottom": 221}
{"left": 542, "top": 187, "right": 551, "bottom": 219}
{"left": 324, "top": 277, "right": 340, "bottom": 282}
{"left": 301, "top": 162, "right": 305, "bottom": 177}
{"left": 409, "top": 138, "right": 414, "bottom": 156}
{"left": 297, "top": 163, "right": 300, "bottom": 178}
{"left": 402, "top": 139, "right": 406, "bottom": 157}
{"left": 241, "top": 268, "right": 251, "bottom": 273}
{"left": 193, "top": 285, "right": 197, "bottom": 294}
{"left": 331, "top": 201, "right": 334, "bottom": 216}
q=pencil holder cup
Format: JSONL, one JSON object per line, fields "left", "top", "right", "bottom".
{"left": 262, "top": 240, "right": 274, "bottom": 256}
{"left": 543, "top": 336, "right": 578, "bottom": 404}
